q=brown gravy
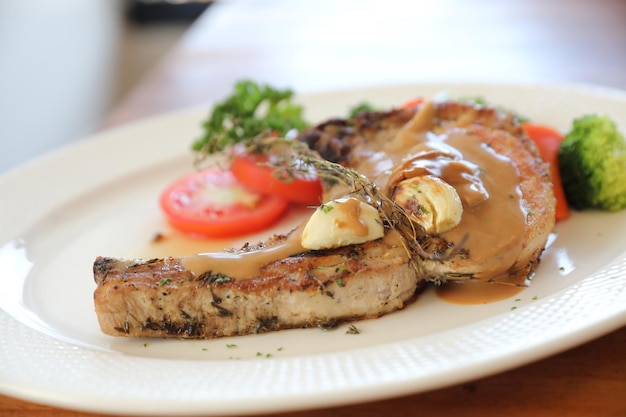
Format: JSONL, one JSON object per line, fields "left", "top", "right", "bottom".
{"left": 436, "top": 281, "right": 525, "bottom": 305}
{"left": 180, "top": 227, "right": 306, "bottom": 279}
{"left": 334, "top": 197, "right": 369, "bottom": 237}
{"left": 154, "top": 103, "right": 527, "bottom": 306}
{"left": 352, "top": 104, "right": 526, "bottom": 282}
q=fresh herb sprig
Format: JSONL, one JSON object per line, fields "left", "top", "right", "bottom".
{"left": 348, "top": 101, "right": 380, "bottom": 118}
{"left": 193, "top": 80, "right": 309, "bottom": 156}
{"left": 190, "top": 81, "right": 466, "bottom": 284}
{"left": 459, "top": 96, "right": 529, "bottom": 122}
{"left": 258, "top": 137, "right": 466, "bottom": 283}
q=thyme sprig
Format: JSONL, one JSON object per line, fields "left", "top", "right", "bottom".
{"left": 194, "top": 125, "right": 466, "bottom": 284}
{"left": 241, "top": 136, "right": 466, "bottom": 282}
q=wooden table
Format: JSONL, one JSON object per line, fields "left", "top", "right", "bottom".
{"left": 3, "top": 0, "right": 626, "bottom": 415}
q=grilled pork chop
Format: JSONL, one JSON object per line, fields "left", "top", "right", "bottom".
{"left": 94, "top": 232, "right": 420, "bottom": 338}
{"left": 93, "top": 101, "right": 555, "bottom": 339}
{"left": 301, "top": 101, "right": 556, "bottom": 282}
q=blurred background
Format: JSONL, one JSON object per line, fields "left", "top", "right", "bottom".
{"left": 1, "top": 0, "right": 625, "bottom": 175}
{"left": 0, "top": 0, "right": 210, "bottom": 174}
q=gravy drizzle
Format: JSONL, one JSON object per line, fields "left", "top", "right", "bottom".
{"left": 181, "top": 226, "right": 306, "bottom": 280}
{"left": 334, "top": 197, "right": 369, "bottom": 237}
{"left": 435, "top": 279, "right": 526, "bottom": 305}
{"left": 178, "top": 102, "right": 527, "bottom": 305}
{"left": 352, "top": 103, "right": 526, "bottom": 282}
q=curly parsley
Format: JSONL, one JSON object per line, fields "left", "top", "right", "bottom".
{"left": 193, "top": 80, "right": 309, "bottom": 155}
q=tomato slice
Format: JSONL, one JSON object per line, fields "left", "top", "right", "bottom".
{"left": 159, "top": 168, "right": 289, "bottom": 237}
{"left": 230, "top": 153, "right": 323, "bottom": 205}
{"left": 521, "top": 123, "right": 570, "bottom": 221}
{"left": 402, "top": 97, "right": 425, "bottom": 109}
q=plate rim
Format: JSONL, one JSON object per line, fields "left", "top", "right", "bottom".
{"left": 1, "top": 80, "right": 626, "bottom": 416}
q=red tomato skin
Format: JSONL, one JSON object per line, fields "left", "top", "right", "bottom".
{"left": 230, "top": 154, "right": 323, "bottom": 206}
{"left": 159, "top": 168, "right": 289, "bottom": 238}
{"left": 521, "top": 123, "right": 570, "bottom": 221}
{"left": 402, "top": 98, "right": 425, "bottom": 109}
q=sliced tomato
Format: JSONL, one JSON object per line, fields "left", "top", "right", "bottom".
{"left": 159, "top": 168, "right": 289, "bottom": 237}
{"left": 521, "top": 123, "right": 570, "bottom": 221}
{"left": 230, "top": 153, "right": 323, "bottom": 205}
{"left": 402, "top": 97, "right": 425, "bottom": 109}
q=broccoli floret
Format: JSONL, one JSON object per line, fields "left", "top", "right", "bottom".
{"left": 558, "top": 115, "right": 626, "bottom": 211}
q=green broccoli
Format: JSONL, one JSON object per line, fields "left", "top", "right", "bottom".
{"left": 558, "top": 114, "right": 626, "bottom": 211}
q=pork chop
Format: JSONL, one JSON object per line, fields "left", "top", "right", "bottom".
{"left": 94, "top": 232, "right": 420, "bottom": 338}
{"left": 93, "top": 100, "right": 555, "bottom": 339}
{"left": 301, "top": 101, "right": 555, "bottom": 282}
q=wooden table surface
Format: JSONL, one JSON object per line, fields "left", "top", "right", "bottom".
{"left": 2, "top": 0, "right": 626, "bottom": 415}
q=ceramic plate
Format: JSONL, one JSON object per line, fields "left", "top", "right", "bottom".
{"left": 1, "top": 83, "right": 625, "bottom": 416}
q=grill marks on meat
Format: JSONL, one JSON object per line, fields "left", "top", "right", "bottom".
{"left": 301, "top": 102, "right": 555, "bottom": 283}
{"left": 94, "top": 235, "right": 422, "bottom": 338}
{"left": 93, "top": 101, "right": 555, "bottom": 339}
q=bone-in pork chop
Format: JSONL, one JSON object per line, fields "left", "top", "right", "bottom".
{"left": 93, "top": 101, "right": 555, "bottom": 339}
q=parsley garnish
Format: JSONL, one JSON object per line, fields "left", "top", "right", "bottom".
{"left": 346, "top": 324, "right": 361, "bottom": 334}
{"left": 348, "top": 101, "right": 380, "bottom": 118}
{"left": 211, "top": 274, "right": 231, "bottom": 284}
{"left": 193, "top": 80, "right": 309, "bottom": 155}
{"left": 321, "top": 203, "right": 334, "bottom": 214}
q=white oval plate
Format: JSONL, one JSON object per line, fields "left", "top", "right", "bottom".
{"left": 1, "top": 83, "right": 625, "bottom": 416}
